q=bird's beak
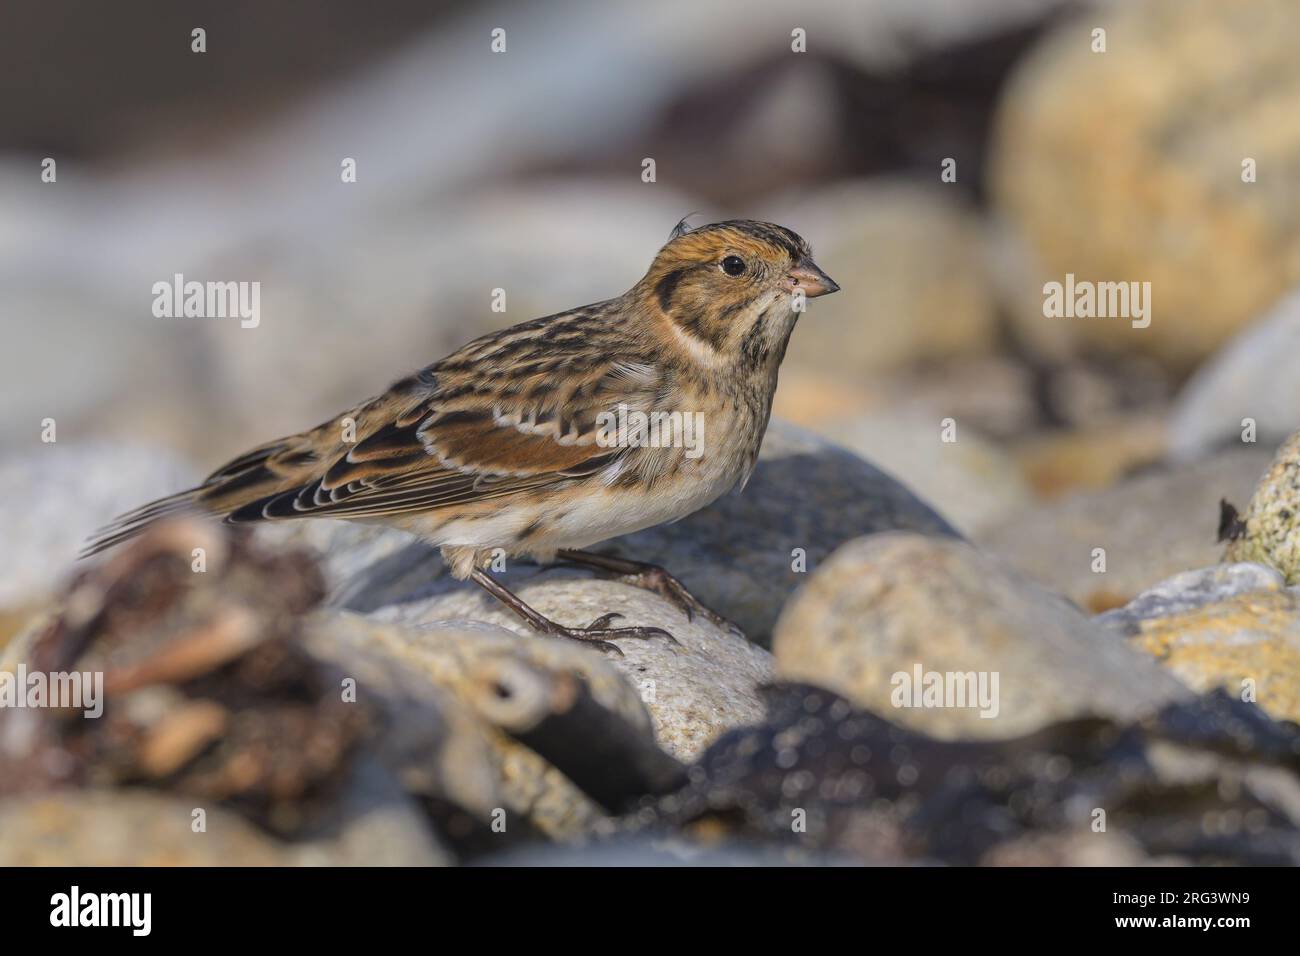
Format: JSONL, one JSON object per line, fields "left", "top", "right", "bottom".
{"left": 787, "top": 258, "right": 840, "bottom": 298}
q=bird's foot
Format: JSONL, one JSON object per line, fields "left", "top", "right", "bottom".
{"left": 556, "top": 550, "right": 744, "bottom": 639}
{"left": 612, "top": 567, "right": 744, "bottom": 638}
{"left": 534, "top": 612, "right": 679, "bottom": 656}
{"left": 469, "top": 567, "right": 677, "bottom": 656}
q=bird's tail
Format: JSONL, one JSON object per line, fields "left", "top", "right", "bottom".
{"left": 80, "top": 439, "right": 307, "bottom": 558}
{"left": 80, "top": 487, "right": 206, "bottom": 558}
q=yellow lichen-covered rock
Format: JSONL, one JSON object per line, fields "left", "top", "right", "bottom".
{"left": 991, "top": 0, "right": 1300, "bottom": 369}
{"left": 1129, "top": 590, "right": 1300, "bottom": 723}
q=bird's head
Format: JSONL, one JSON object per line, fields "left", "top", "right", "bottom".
{"left": 636, "top": 218, "right": 839, "bottom": 367}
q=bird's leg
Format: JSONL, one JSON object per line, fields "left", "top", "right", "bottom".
{"left": 469, "top": 568, "right": 676, "bottom": 656}
{"left": 556, "top": 549, "right": 743, "bottom": 638}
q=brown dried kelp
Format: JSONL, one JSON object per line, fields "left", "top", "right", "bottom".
{"left": 0, "top": 520, "right": 367, "bottom": 834}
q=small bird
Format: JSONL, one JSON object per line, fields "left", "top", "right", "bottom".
{"left": 85, "top": 219, "right": 839, "bottom": 652}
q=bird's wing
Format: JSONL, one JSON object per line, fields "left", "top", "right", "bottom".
{"left": 216, "top": 354, "right": 663, "bottom": 522}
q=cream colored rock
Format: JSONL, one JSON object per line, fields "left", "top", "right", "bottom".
{"left": 991, "top": 0, "right": 1300, "bottom": 368}
{"left": 773, "top": 532, "right": 1189, "bottom": 739}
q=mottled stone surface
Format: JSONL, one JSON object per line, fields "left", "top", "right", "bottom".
{"left": 992, "top": 0, "right": 1300, "bottom": 369}
{"left": 773, "top": 533, "right": 1189, "bottom": 739}
{"left": 354, "top": 578, "right": 773, "bottom": 763}
{"left": 979, "top": 448, "right": 1274, "bottom": 611}
{"left": 1224, "top": 430, "right": 1300, "bottom": 583}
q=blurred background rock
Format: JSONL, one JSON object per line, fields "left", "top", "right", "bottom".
{"left": 4, "top": 0, "right": 1300, "bottom": 621}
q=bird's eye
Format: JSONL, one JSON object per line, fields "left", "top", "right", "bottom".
{"left": 720, "top": 255, "right": 747, "bottom": 277}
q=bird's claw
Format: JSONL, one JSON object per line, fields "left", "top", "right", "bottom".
{"left": 619, "top": 568, "right": 743, "bottom": 638}
{"left": 535, "top": 614, "right": 680, "bottom": 655}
